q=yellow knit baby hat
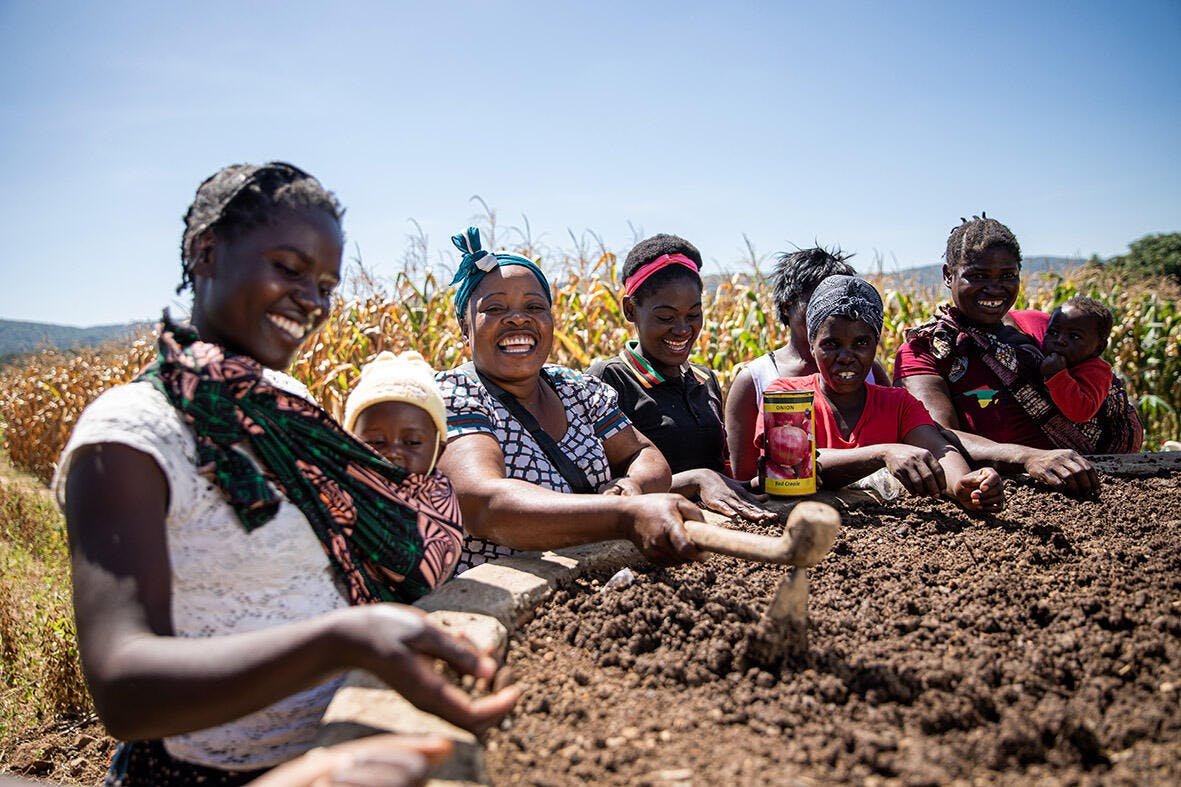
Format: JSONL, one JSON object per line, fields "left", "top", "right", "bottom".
{"left": 343, "top": 350, "right": 447, "bottom": 438}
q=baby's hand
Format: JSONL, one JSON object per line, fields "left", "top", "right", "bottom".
{"left": 953, "top": 467, "right": 1004, "bottom": 512}
{"left": 1040, "top": 352, "right": 1067, "bottom": 378}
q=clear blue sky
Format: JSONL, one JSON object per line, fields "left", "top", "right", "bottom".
{"left": 2, "top": 1, "right": 1178, "bottom": 327}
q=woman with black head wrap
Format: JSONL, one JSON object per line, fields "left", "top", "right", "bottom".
{"left": 764, "top": 276, "right": 1004, "bottom": 510}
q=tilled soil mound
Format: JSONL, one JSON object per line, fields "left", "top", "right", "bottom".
{"left": 486, "top": 472, "right": 1181, "bottom": 785}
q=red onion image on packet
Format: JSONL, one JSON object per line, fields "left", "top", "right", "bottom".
{"left": 762, "top": 389, "right": 816, "bottom": 496}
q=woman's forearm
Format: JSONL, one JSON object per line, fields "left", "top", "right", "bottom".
{"left": 457, "top": 475, "right": 633, "bottom": 549}
{"left": 669, "top": 469, "right": 704, "bottom": 499}
{"left": 944, "top": 428, "right": 1033, "bottom": 471}
{"left": 815, "top": 446, "right": 887, "bottom": 489}
{"left": 623, "top": 444, "right": 673, "bottom": 493}
{"left": 81, "top": 605, "right": 358, "bottom": 741}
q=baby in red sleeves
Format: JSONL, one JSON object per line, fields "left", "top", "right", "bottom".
{"left": 1040, "top": 297, "right": 1116, "bottom": 424}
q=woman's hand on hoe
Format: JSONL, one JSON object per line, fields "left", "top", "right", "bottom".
{"left": 336, "top": 604, "right": 520, "bottom": 735}
{"left": 621, "top": 494, "right": 705, "bottom": 566}
{"left": 951, "top": 467, "right": 1004, "bottom": 512}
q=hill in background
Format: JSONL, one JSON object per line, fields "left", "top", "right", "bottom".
{"left": 704, "top": 255, "right": 1085, "bottom": 295}
{"left": 870, "top": 256, "right": 1085, "bottom": 290}
{"left": 0, "top": 318, "right": 151, "bottom": 363}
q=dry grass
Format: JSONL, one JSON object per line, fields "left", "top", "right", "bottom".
{"left": 0, "top": 456, "right": 90, "bottom": 747}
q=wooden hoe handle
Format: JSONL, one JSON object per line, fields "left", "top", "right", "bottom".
{"left": 683, "top": 500, "right": 841, "bottom": 567}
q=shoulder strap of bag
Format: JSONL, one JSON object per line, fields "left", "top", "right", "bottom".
{"left": 461, "top": 363, "right": 595, "bottom": 494}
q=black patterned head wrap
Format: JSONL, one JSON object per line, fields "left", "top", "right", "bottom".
{"left": 805, "top": 275, "right": 885, "bottom": 340}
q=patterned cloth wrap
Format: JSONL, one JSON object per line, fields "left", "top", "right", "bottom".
{"left": 906, "top": 305, "right": 1142, "bottom": 454}
{"left": 138, "top": 315, "right": 463, "bottom": 604}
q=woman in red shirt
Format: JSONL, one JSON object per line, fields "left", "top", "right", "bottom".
{"left": 765, "top": 275, "right": 1003, "bottom": 510}
{"left": 894, "top": 216, "right": 1128, "bottom": 495}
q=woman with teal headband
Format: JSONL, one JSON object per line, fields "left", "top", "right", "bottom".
{"left": 436, "top": 227, "right": 704, "bottom": 573}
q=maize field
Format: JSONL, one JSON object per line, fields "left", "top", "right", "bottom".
{"left": 1, "top": 248, "right": 1178, "bottom": 487}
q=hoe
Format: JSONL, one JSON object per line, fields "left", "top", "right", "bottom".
{"left": 683, "top": 500, "right": 841, "bottom": 663}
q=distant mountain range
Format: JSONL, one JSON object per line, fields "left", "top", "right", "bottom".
{"left": 0, "top": 318, "right": 152, "bottom": 362}
{"left": 871, "top": 256, "right": 1087, "bottom": 290}
{"left": 702, "top": 255, "right": 1087, "bottom": 295}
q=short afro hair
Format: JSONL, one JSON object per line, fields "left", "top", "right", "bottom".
{"left": 769, "top": 246, "right": 856, "bottom": 326}
{"left": 179, "top": 162, "right": 344, "bottom": 293}
{"left": 1061, "top": 296, "right": 1114, "bottom": 342}
{"left": 621, "top": 233, "right": 703, "bottom": 302}
{"left": 944, "top": 213, "right": 1021, "bottom": 272}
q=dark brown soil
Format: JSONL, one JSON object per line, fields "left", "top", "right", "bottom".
{"left": 486, "top": 472, "right": 1181, "bottom": 785}
{"left": 1, "top": 716, "right": 113, "bottom": 786}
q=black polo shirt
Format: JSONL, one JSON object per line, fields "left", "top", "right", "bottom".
{"left": 588, "top": 341, "right": 728, "bottom": 475}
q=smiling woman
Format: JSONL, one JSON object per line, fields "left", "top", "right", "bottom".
{"left": 893, "top": 214, "right": 1103, "bottom": 496}
{"left": 588, "top": 233, "right": 772, "bottom": 522}
{"left": 435, "top": 228, "right": 704, "bottom": 573}
{"left": 52, "top": 166, "right": 517, "bottom": 786}
{"left": 764, "top": 275, "right": 1004, "bottom": 511}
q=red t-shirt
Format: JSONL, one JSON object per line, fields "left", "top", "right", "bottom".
{"left": 893, "top": 335, "right": 1055, "bottom": 449}
{"left": 1010, "top": 310, "right": 1113, "bottom": 423}
{"left": 1046, "top": 356, "right": 1113, "bottom": 423}
{"left": 763, "top": 374, "right": 936, "bottom": 449}
{"left": 1007, "top": 309, "right": 1049, "bottom": 342}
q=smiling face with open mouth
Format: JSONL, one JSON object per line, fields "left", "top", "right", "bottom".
{"left": 191, "top": 206, "right": 343, "bottom": 370}
{"left": 944, "top": 245, "right": 1022, "bottom": 328}
{"left": 464, "top": 266, "right": 555, "bottom": 387}
{"left": 810, "top": 315, "right": 878, "bottom": 399}
{"left": 625, "top": 276, "right": 704, "bottom": 380}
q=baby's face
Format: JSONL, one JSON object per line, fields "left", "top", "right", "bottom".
{"left": 1043, "top": 305, "right": 1105, "bottom": 367}
{"left": 354, "top": 401, "right": 439, "bottom": 475}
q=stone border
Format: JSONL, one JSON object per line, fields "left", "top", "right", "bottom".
{"left": 316, "top": 452, "right": 1180, "bottom": 784}
{"left": 317, "top": 538, "right": 650, "bottom": 784}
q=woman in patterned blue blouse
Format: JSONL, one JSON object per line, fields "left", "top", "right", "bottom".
{"left": 435, "top": 228, "right": 704, "bottom": 573}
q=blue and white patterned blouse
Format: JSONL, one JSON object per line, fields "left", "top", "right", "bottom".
{"left": 435, "top": 364, "right": 631, "bottom": 572}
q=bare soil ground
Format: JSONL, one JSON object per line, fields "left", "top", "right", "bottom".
{"left": 1, "top": 717, "right": 113, "bottom": 786}
{"left": 0, "top": 448, "right": 115, "bottom": 786}
{"left": 486, "top": 471, "right": 1181, "bottom": 785}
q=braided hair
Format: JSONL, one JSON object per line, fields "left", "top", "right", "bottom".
{"left": 178, "top": 162, "right": 344, "bottom": 293}
{"left": 944, "top": 213, "right": 1021, "bottom": 272}
{"left": 769, "top": 246, "right": 855, "bottom": 327}
{"left": 621, "top": 234, "right": 703, "bottom": 303}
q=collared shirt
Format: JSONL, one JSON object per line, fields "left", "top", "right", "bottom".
{"left": 588, "top": 341, "right": 728, "bottom": 475}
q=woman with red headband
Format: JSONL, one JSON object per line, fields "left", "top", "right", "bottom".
{"left": 590, "top": 234, "right": 772, "bottom": 521}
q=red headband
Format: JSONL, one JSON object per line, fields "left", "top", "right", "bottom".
{"left": 623, "top": 253, "right": 700, "bottom": 296}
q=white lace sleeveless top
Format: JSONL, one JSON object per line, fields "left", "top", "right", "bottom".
{"left": 53, "top": 371, "right": 347, "bottom": 770}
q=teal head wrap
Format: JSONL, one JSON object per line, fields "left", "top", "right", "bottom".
{"left": 450, "top": 227, "right": 552, "bottom": 320}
